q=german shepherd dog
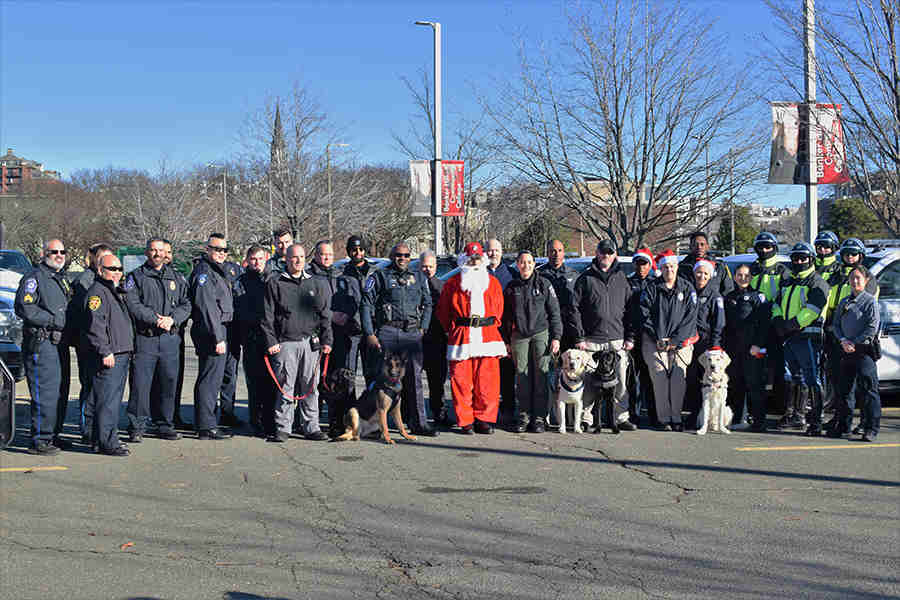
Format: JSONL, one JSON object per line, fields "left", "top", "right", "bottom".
{"left": 323, "top": 367, "right": 356, "bottom": 439}
{"left": 591, "top": 349, "right": 621, "bottom": 434}
{"left": 334, "top": 352, "right": 417, "bottom": 445}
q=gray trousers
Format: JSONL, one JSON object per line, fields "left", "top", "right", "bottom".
{"left": 271, "top": 339, "right": 321, "bottom": 435}
{"left": 510, "top": 329, "right": 551, "bottom": 421}
{"left": 580, "top": 339, "right": 631, "bottom": 426}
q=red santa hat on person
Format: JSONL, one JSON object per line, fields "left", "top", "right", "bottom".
{"left": 655, "top": 249, "right": 678, "bottom": 268}
{"left": 633, "top": 247, "right": 655, "bottom": 270}
{"left": 693, "top": 258, "right": 716, "bottom": 275}
{"left": 457, "top": 241, "right": 485, "bottom": 267}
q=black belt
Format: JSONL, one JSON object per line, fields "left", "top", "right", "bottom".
{"left": 384, "top": 320, "right": 419, "bottom": 331}
{"left": 455, "top": 315, "right": 495, "bottom": 328}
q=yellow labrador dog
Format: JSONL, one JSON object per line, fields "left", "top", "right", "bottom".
{"left": 556, "top": 349, "right": 594, "bottom": 434}
{"left": 696, "top": 348, "right": 732, "bottom": 435}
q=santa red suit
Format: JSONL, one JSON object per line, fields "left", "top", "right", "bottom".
{"left": 436, "top": 243, "right": 507, "bottom": 429}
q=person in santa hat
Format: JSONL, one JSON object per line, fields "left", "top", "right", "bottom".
{"left": 626, "top": 247, "right": 657, "bottom": 428}
{"left": 684, "top": 257, "right": 726, "bottom": 429}
{"left": 437, "top": 242, "right": 507, "bottom": 434}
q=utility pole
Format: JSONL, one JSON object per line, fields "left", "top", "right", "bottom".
{"left": 415, "top": 20, "right": 442, "bottom": 255}
{"left": 326, "top": 143, "right": 348, "bottom": 242}
{"left": 804, "top": 0, "right": 818, "bottom": 244}
{"left": 729, "top": 148, "right": 735, "bottom": 255}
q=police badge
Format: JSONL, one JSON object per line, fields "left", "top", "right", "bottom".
{"left": 170, "top": 280, "right": 176, "bottom": 291}
{"left": 88, "top": 296, "right": 102, "bottom": 311}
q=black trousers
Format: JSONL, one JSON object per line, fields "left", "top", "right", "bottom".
{"left": 75, "top": 343, "right": 94, "bottom": 440}
{"left": 90, "top": 353, "right": 130, "bottom": 451}
{"left": 242, "top": 339, "right": 275, "bottom": 434}
{"left": 219, "top": 324, "right": 240, "bottom": 418}
{"left": 129, "top": 333, "right": 180, "bottom": 433}
{"left": 725, "top": 346, "right": 765, "bottom": 424}
{"left": 422, "top": 336, "right": 448, "bottom": 418}
{"left": 24, "top": 338, "right": 70, "bottom": 445}
{"left": 498, "top": 356, "right": 516, "bottom": 420}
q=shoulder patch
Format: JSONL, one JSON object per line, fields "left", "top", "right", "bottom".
{"left": 169, "top": 280, "right": 176, "bottom": 291}
{"left": 88, "top": 296, "right": 102, "bottom": 311}
{"left": 22, "top": 293, "right": 34, "bottom": 304}
{"left": 24, "top": 278, "right": 37, "bottom": 293}
{"left": 197, "top": 274, "right": 208, "bottom": 286}
{"left": 125, "top": 275, "right": 135, "bottom": 290}
{"left": 364, "top": 276, "right": 376, "bottom": 292}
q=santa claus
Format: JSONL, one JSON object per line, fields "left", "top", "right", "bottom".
{"left": 436, "top": 242, "right": 507, "bottom": 434}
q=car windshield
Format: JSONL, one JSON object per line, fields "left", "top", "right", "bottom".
{"left": 0, "top": 252, "right": 30, "bottom": 275}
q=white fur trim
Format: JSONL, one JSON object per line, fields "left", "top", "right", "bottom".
{"left": 693, "top": 259, "right": 715, "bottom": 273}
{"left": 634, "top": 250, "right": 653, "bottom": 265}
{"left": 657, "top": 254, "right": 678, "bottom": 267}
{"left": 447, "top": 340, "right": 508, "bottom": 361}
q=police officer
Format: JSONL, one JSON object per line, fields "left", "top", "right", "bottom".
{"left": 749, "top": 231, "right": 789, "bottom": 424}
{"left": 70, "top": 242, "right": 113, "bottom": 444}
{"left": 331, "top": 235, "right": 373, "bottom": 382}
{"left": 124, "top": 238, "right": 191, "bottom": 442}
{"left": 418, "top": 250, "right": 449, "bottom": 426}
{"left": 485, "top": 238, "right": 517, "bottom": 423}
{"left": 772, "top": 242, "right": 830, "bottom": 435}
{"left": 266, "top": 228, "right": 293, "bottom": 275}
{"left": 233, "top": 245, "right": 275, "bottom": 437}
{"left": 189, "top": 233, "right": 234, "bottom": 440}
{"left": 677, "top": 231, "right": 734, "bottom": 296}
{"left": 684, "top": 258, "right": 726, "bottom": 429}
{"left": 814, "top": 230, "right": 842, "bottom": 414}
{"left": 84, "top": 253, "right": 134, "bottom": 457}
{"left": 218, "top": 255, "right": 244, "bottom": 428}
{"left": 814, "top": 230, "right": 842, "bottom": 283}
{"left": 15, "top": 239, "right": 74, "bottom": 455}
{"left": 626, "top": 248, "right": 657, "bottom": 428}
{"left": 161, "top": 240, "right": 192, "bottom": 430}
{"left": 361, "top": 242, "right": 436, "bottom": 436}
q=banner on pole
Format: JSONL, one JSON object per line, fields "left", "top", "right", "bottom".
{"left": 441, "top": 160, "right": 465, "bottom": 216}
{"left": 768, "top": 102, "right": 849, "bottom": 185}
{"left": 409, "top": 160, "right": 432, "bottom": 217}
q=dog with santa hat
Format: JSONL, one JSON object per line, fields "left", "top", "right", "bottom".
{"left": 436, "top": 242, "right": 507, "bottom": 434}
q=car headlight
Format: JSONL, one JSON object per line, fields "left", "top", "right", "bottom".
{"left": 0, "top": 308, "right": 23, "bottom": 347}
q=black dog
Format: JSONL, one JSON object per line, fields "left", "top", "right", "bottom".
{"left": 321, "top": 368, "right": 356, "bottom": 439}
{"left": 591, "top": 350, "right": 621, "bottom": 434}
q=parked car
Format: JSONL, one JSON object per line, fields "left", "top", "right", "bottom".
{"left": 0, "top": 281, "right": 24, "bottom": 381}
{"left": 0, "top": 249, "right": 31, "bottom": 276}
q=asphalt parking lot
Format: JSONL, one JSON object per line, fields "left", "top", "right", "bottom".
{"left": 1, "top": 352, "right": 898, "bottom": 600}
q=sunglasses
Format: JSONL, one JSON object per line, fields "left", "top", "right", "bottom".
{"left": 394, "top": 253, "right": 411, "bottom": 258}
{"left": 48, "top": 249, "right": 67, "bottom": 256}
{"left": 102, "top": 265, "right": 123, "bottom": 272}
{"left": 349, "top": 246, "right": 365, "bottom": 252}
{"left": 208, "top": 245, "right": 228, "bottom": 253}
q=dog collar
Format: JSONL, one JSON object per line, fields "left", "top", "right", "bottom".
{"left": 559, "top": 375, "right": 585, "bottom": 394}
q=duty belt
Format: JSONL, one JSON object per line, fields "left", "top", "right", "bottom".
{"left": 384, "top": 320, "right": 418, "bottom": 331}
{"left": 455, "top": 315, "right": 495, "bottom": 328}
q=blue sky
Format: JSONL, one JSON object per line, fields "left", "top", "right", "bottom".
{"left": 1, "top": 0, "right": 805, "bottom": 206}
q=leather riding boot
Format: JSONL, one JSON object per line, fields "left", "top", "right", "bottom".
{"left": 776, "top": 384, "right": 796, "bottom": 429}
{"left": 791, "top": 384, "right": 808, "bottom": 429}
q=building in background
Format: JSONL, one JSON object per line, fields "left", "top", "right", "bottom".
{"left": 0, "top": 148, "right": 61, "bottom": 195}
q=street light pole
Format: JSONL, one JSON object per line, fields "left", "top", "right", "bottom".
{"left": 804, "top": 0, "right": 818, "bottom": 244}
{"left": 326, "top": 143, "right": 349, "bottom": 241}
{"left": 416, "top": 20, "right": 442, "bottom": 255}
{"left": 207, "top": 163, "right": 228, "bottom": 240}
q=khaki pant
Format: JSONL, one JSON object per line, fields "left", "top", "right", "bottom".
{"left": 642, "top": 334, "right": 693, "bottom": 425}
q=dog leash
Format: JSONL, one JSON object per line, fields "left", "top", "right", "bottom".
{"left": 264, "top": 352, "right": 330, "bottom": 401}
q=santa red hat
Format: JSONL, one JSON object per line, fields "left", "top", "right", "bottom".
{"left": 457, "top": 242, "right": 485, "bottom": 267}
{"left": 633, "top": 247, "right": 655, "bottom": 269}
{"left": 693, "top": 258, "right": 715, "bottom": 274}
{"left": 655, "top": 249, "right": 678, "bottom": 268}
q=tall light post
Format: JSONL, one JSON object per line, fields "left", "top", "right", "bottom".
{"left": 326, "top": 142, "right": 349, "bottom": 241}
{"left": 803, "top": 0, "right": 818, "bottom": 244}
{"left": 207, "top": 163, "right": 228, "bottom": 240}
{"left": 415, "top": 20, "right": 442, "bottom": 255}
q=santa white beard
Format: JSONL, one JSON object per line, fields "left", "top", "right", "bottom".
{"left": 460, "top": 264, "right": 490, "bottom": 296}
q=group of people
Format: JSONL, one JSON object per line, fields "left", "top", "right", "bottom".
{"left": 12, "top": 226, "right": 883, "bottom": 457}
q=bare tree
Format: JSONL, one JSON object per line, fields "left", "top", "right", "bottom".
{"left": 483, "top": 0, "right": 765, "bottom": 252}
{"left": 766, "top": 0, "right": 899, "bottom": 236}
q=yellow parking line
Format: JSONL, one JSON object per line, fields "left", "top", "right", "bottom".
{"left": 0, "top": 466, "right": 69, "bottom": 472}
{"left": 736, "top": 443, "right": 900, "bottom": 452}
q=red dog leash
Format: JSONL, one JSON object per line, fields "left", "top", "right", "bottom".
{"left": 264, "top": 352, "right": 330, "bottom": 401}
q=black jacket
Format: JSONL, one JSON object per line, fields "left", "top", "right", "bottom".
{"left": 261, "top": 271, "right": 332, "bottom": 348}
{"left": 694, "top": 282, "right": 725, "bottom": 350}
{"left": 15, "top": 262, "right": 72, "bottom": 334}
{"left": 567, "top": 260, "right": 633, "bottom": 344}
{"left": 360, "top": 264, "right": 432, "bottom": 336}
{"left": 640, "top": 277, "right": 699, "bottom": 347}
{"left": 333, "top": 259, "right": 373, "bottom": 336}
{"left": 423, "top": 275, "right": 447, "bottom": 343}
{"left": 502, "top": 273, "right": 562, "bottom": 341}
{"left": 84, "top": 278, "right": 134, "bottom": 357}
{"left": 67, "top": 269, "right": 96, "bottom": 342}
{"left": 537, "top": 261, "right": 578, "bottom": 342}
{"left": 677, "top": 253, "right": 734, "bottom": 296}
{"left": 233, "top": 268, "right": 269, "bottom": 346}
{"left": 124, "top": 262, "right": 191, "bottom": 336}
{"left": 189, "top": 257, "right": 234, "bottom": 343}
{"left": 627, "top": 271, "right": 657, "bottom": 348}
{"left": 723, "top": 287, "right": 769, "bottom": 352}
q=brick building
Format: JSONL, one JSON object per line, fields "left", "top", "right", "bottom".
{"left": 0, "top": 148, "right": 61, "bottom": 195}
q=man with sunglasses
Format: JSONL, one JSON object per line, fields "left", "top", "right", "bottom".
{"left": 123, "top": 238, "right": 191, "bottom": 443}
{"left": 83, "top": 254, "right": 134, "bottom": 456}
{"left": 361, "top": 242, "right": 436, "bottom": 436}
{"left": 188, "top": 233, "right": 234, "bottom": 440}
{"left": 15, "top": 239, "right": 74, "bottom": 455}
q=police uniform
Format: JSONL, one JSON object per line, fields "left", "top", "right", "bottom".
{"left": 14, "top": 262, "right": 73, "bottom": 451}
{"left": 487, "top": 262, "right": 516, "bottom": 420}
{"left": 422, "top": 273, "right": 448, "bottom": 422}
{"left": 750, "top": 254, "right": 789, "bottom": 418}
{"left": 361, "top": 263, "right": 433, "bottom": 433}
{"left": 218, "top": 260, "right": 244, "bottom": 425}
{"left": 233, "top": 267, "right": 275, "bottom": 435}
{"left": 69, "top": 268, "right": 97, "bottom": 442}
{"left": 684, "top": 280, "right": 726, "bottom": 428}
{"left": 189, "top": 256, "right": 234, "bottom": 435}
{"left": 124, "top": 262, "right": 191, "bottom": 438}
{"left": 84, "top": 277, "right": 134, "bottom": 454}
{"left": 626, "top": 270, "right": 657, "bottom": 426}
{"left": 723, "top": 288, "right": 769, "bottom": 428}
{"left": 771, "top": 264, "right": 830, "bottom": 433}
{"left": 265, "top": 254, "right": 287, "bottom": 275}
{"left": 331, "top": 259, "right": 374, "bottom": 382}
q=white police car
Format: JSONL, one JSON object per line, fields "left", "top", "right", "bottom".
{"left": 0, "top": 269, "right": 24, "bottom": 381}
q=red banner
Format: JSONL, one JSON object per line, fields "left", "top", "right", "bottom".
{"left": 441, "top": 160, "right": 465, "bottom": 216}
{"left": 815, "top": 104, "right": 850, "bottom": 184}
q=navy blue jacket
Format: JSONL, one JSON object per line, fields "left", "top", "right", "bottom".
{"left": 15, "top": 262, "right": 72, "bottom": 335}
{"left": 189, "top": 257, "right": 234, "bottom": 344}
{"left": 124, "top": 262, "right": 191, "bottom": 336}
{"left": 333, "top": 259, "right": 374, "bottom": 336}
{"left": 233, "top": 268, "right": 269, "bottom": 346}
{"left": 361, "top": 264, "right": 432, "bottom": 336}
{"left": 640, "top": 277, "right": 699, "bottom": 347}
{"left": 84, "top": 277, "right": 134, "bottom": 357}
{"left": 694, "top": 282, "right": 725, "bottom": 350}
{"left": 723, "top": 287, "right": 769, "bottom": 352}
{"left": 487, "top": 262, "right": 516, "bottom": 291}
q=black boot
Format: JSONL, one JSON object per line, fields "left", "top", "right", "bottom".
{"left": 776, "top": 384, "right": 796, "bottom": 429}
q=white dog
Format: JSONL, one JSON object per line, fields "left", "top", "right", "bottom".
{"left": 696, "top": 348, "right": 733, "bottom": 435}
{"left": 556, "top": 349, "right": 593, "bottom": 434}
